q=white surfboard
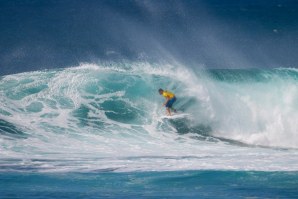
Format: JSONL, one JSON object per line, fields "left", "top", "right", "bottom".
{"left": 160, "top": 112, "right": 190, "bottom": 119}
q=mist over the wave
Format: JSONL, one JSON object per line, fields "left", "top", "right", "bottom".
{"left": 1, "top": 0, "right": 298, "bottom": 75}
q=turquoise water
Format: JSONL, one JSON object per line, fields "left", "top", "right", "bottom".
{"left": 0, "top": 64, "right": 298, "bottom": 198}
{"left": 1, "top": 171, "right": 298, "bottom": 198}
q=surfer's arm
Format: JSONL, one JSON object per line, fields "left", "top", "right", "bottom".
{"left": 163, "top": 97, "right": 170, "bottom": 106}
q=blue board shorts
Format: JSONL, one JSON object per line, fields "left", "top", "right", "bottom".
{"left": 165, "top": 97, "right": 176, "bottom": 108}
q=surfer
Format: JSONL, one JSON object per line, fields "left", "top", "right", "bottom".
{"left": 158, "top": 88, "right": 177, "bottom": 116}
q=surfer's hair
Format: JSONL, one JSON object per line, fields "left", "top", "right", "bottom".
{"left": 158, "top": 88, "right": 163, "bottom": 93}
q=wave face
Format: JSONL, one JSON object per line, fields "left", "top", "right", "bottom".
{"left": 0, "top": 63, "right": 298, "bottom": 172}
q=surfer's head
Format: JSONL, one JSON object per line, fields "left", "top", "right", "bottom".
{"left": 158, "top": 88, "right": 163, "bottom": 95}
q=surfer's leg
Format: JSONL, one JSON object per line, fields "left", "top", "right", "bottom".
{"left": 166, "top": 107, "right": 171, "bottom": 116}
{"left": 165, "top": 98, "right": 176, "bottom": 115}
{"left": 169, "top": 97, "right": 176, "bottom": 113}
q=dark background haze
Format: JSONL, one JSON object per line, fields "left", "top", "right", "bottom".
{"left": 1, "top": 0, "right": 298, "bottom": 75}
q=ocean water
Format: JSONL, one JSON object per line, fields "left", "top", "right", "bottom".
{"left": 1, "top": 171, "right": 298, "bottom": 198}
{"left": 1, "top": 0, "right": 298, "bottom": 198}
{"left": 1, "top": 64, "right": 298, "bottom": 198}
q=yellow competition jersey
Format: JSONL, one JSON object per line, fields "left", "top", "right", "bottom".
{"left": 162, "top": 90, "right": 175, "bottom": 99}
